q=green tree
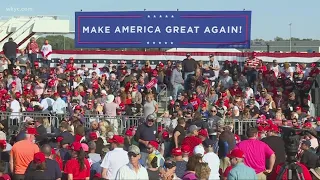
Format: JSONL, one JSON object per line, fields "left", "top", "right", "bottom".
{"left": 274, "top": 36, "right": 284, "bottom": 41}
{"left": 36, "top": 35, "right": 75, "bottom": 50}
{"left": 252, "top": 38, "right": 264, "bottom": 41}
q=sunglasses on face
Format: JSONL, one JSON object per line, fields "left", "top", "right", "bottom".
{"left": 28, "top": 123, "right": 35, "bottom": 125}
{"left": 128, "top": 152, "right": 138, "bottom": 157}
{"left": 211, "top": 110, "right": 217, "bottom": 112}
{"left": 164, "top": 161, "right": 176, "bottom": 169}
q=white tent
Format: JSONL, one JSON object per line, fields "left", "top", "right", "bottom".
{"left": 165, "top": 48, "right": 241, "bottom": 53}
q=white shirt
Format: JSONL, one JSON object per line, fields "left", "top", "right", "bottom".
{"left": 101, "top": 148, "right": 129, "bottom": 180}
{"left": 40, "top": 98, "right": 55, "bottom": 111}
{"left": 220, "top": 76, "right": 233, "bottom": 89}
{"left": 203, "top": 152, "right": 220, "bottom": 180}
{"left": 89, "top": 68, "right": 101, "bottom": 76}
{"left": 41, "top": 44, "right": 52, "bottom": 60}
{"left": 10, "top": 100, "right": 21, "bottom": 119}
{"left": 115, "top": 163, "right": 149, "bottom": 180}
{"left": 52, "top": 97, "right": 67, "bottom": 114}
{"left": 212, "top": 60, "right": 220, "bottom": 78}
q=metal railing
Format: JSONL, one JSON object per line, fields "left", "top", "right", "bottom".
{"left": 156, "top": 84, "right": 168, "bottom": 111}
{"left": 2, "top": 112, "right": 258, "bottom": 136}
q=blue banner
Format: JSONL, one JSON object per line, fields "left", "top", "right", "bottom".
{"left": 75, "top": 11, "right": 251, "bottom": 48}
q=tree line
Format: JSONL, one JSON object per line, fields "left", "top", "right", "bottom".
{"left": 36, "top": 35, "right": 318, "bottom": 50}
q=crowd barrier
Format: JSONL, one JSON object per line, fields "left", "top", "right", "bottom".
{"left": 2, "top": 112, "right": 257, "bottom": 136}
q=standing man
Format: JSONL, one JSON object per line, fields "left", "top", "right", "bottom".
{"left": 101, "top": 135, "right": 129, "bottom": 179}
{"left": 40, "top": 39, "right": 52, "bottom": 67}
{"left": 261, "top": 125, "right": 286, "bottom": 171}
{"left": 236, "top": 127, "right": 276, "bottom": 180}
{"left": 104, "top": 94, "right": 119, "bottom": 134}
{"left": 182, "top": 53, "right": 197, "bottom": 89}
{"left": 26, "top": 37, "right": 39, "bottom": 69}
{"left": 10, "top": 128, "right": 40, "bottom": 180}
{"left": 134, "top": 114, "right": 157, "bottom": 166}
{"left": 208, "top": 54, "right": 220, "bottom": 80}
{"left": 170, "top": 62, "right": 184, "bottom": 100}
{"left": 115, "top": 145, "right": 149, "bottom": 180}
{"left": 227, "top": 149, "right": 258, "bottom": 180}
{"left": 2, "top": 37, "right": 17, "bottom": 74}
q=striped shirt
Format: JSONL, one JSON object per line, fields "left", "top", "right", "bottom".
{"left": 27, "top": 42, "right": 39, "bottom": 54}
{"left": 245, "top": 58, "right": 261, "bottom": 69}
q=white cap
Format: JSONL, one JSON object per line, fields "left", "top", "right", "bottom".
{"left": 223, "top": 70, "right": 229, "bottom": 73}
{"left": 101, "top": 90, "right": 107, "bottom": 95}
{"left": 193, "top": 145, "right": 205, "bottom": 156}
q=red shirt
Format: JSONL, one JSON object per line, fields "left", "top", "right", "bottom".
{"left": 216, "top": 99, "right": 230, "bottom": 109}
{"left": 309, "top": 68, "right": 320, "bottom": 77}
{"left": 223, "top": 166, "right": 233, "bottom": 178}
{"left": 27, "top": 42, "right": 39, "bottom": 53}
{"left": 64, "top": 158, "right": 90, "bottom": 179}
{"left": 189, "top": 98, "right": 201, "bottom": 111}
{"left": 229, "top": 87, "right": 242, "bottom": 96}
{"left": 181, "top": 136, "right": 202, "bottom": 155}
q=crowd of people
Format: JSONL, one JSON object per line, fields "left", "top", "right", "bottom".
{"left": 0, "top": 37, "right": 320, "bottom": 180}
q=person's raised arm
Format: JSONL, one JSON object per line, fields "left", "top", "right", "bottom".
{"left": 173, "top": 131, "right": 180, "bottom": 148}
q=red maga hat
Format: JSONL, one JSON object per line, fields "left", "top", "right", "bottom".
{"left": 125, "top": 129, "right": 134, "bottom": 137}
{"left": 70, "top": 142, "right": 82, "bottom": 151}
{"left": 149, "top": 141, "right": 159, "bottom": 149}
{"left": 227, "top": 149, "right": 245, "bottom": 159}
{"left": 107, "top": 135, "right": 125, "bottom": 144}
{"left": 162, "top": 131, "right": 169, "bottom": 139}
{"left": 181, "top": 145, "right": 191, "bottom": 153}
{"left": 89, "top": 132, "right": 98, "bottom": 140}
{"left": 198, "top": 129, "right": 209, "bottom": 137}
{"left": 27, "top": 128, "right": 38, "bottom": 135}
{"left": 171, "top": 148, "right": 182, "bottom": 156}
{"left": 34, "top": 152, "right": 46, "bottom": 164}
{"left": 56, "top": 136, "right": 63, "bottom": 143}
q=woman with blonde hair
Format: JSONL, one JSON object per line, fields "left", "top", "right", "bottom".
{"left": 42, "top": 118, "right": 51, "bottom": 133}
{"left": 72, "top": 75, "right": 82, "bottom": 90}
{"left": 195, "top": 162, "right": 211, "bottom": 180}
{"left": 265, "top": 94, "right": 276, "bottom": 110}
{"left": 281, "top": 62, "right": 294, "bottom": 80}
{"left": 143, "top": 93, "right": 158, "bottom": 117}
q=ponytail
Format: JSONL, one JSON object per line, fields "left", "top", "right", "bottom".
{"left": 77, "top": 148, "right": 86, "bottom": 171}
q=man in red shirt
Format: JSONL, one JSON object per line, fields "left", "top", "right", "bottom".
{"left": 181, "top": 125, "right": 202, "bottom": 155}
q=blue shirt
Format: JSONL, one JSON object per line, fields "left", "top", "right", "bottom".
{"left": 228, "top": 163, "right": 257, "bottom": 180}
